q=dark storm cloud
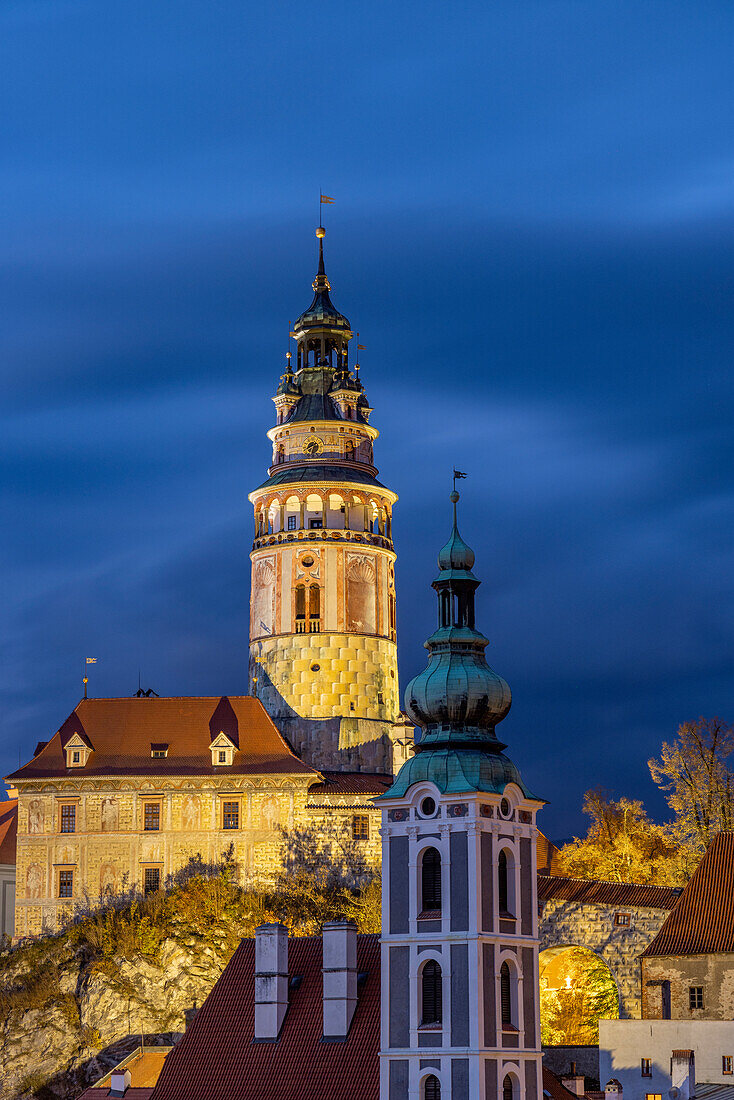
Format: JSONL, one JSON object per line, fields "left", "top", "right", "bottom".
{"left": 3, "top": 0, "right": 734, "bottom": 836}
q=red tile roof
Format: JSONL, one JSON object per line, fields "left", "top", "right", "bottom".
{"left": 641, "top": 832, "right": 734, "bottom": 956}
{"left": 0, "top": 800, "right": 17, "bottom": 865}
{"left": 151, "top": 934, "right": 380, "bottom": 1100}
{"left": 76, "top": 1090, "right": 154, "bottom": 1099}
{"left": 7, "top": 697, "right": 319, "bottom": 782}
{"left": 306, "top": 772, "right": 394, "bottom": 797}
{"left": 537, "top": 832, "right": 563, "bottom": 875}
{"left": 543, "top": 1067, "right": 584, "bottom": 1100}
{"left": 538, "top": 874, "right": 681, "bottom": 910}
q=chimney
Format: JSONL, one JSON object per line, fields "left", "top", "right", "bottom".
{"left": 561, "top": 1070, "right": 586, "bottom": 1097}
{"left": 255, "top": 923, "right": 288, "bottom": 1040}
{"left": 605, "top": 1080, "right": 622, "bottom": 1100}
{"left": 322, "top": 920, "right": 357, "bottom": 1040}
{"left": 110, "top": 1069, "right": 131, "bottom": 1097}
{"left": 670, "top": 1050, "right": 695, "bottom": 1100}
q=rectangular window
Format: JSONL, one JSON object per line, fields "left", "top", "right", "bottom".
{"left": 641, "top": 1059, "right": 652, "bottom": 1077}
{"left": 645, "top": 1094, "right": 662, "bottom": 1100}
{"left": 287, "top": 515, "right": 297, "bottom": 531}
{"left": 151, "top": 749, "right": 167, "bottom": 758}
{"left": 723, "top": 1057, "right": 733, "bottom": 1075}
{"left": 222, "top": 801, "right": 239, "bottom": 830}
{"left": 58, "top": 870, "right": 73, "bottom": 898}
{"left": 309, "top": 519, "right": 322, "bottom": 529}
{"left": 614, "top": 912, "right": 631, "bottom": 926}
{"left": 72, "top": 750, "right": 80, "bottom": 764}
{"left": 60, "top": 805, "right": 76, "bottom": 833}
{"left": 144, "top": 803, "right": 160, "bottom": 831}
{"left": 144, "top": 868, "right": 161, "bottom": 895}
{"left": 218, "top": 750, "right": 227, "bottom": 763}
{"left": 689, "top": 986, "right": 704, "bottom": 1010}
{"left": 352, "top": 815, "right": 370, "bottom": 841}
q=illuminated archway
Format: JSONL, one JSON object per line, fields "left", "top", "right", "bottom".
{"left": 539, "top": 945, "right": 619, "bottom": 1045}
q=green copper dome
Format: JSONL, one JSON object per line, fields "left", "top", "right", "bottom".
{"left": 377, "top": 489, "right": 539, "bottom": 802}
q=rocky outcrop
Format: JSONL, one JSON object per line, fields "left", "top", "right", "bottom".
{"left": 0, "top": 932, "right": 234, "bottom": 1100}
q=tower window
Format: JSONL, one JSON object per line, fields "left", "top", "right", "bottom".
{"left": 421, "top": 960, "right": 442, "bottom": 1026}
{"left": 309, "top": 518, "right": 322, "bottom": 529}
{"left": 295, "top": 583, "right": 306, "bottom": 632}
{"left": 421, "top": 848, "right": 441, "bottom": 912}
{"left": 498, "top": 849, "right": 513, "bottom": 915}
{"left": 424, "top": 1076, "right": 441, "bottom": 1100}
{"left": 288, "top": 515, "right": 297, "bottom": 530}
{"left": 309, "top": 584, "right": 321, "bottom": 632}
{"left": 500, "top": 961, "right": 513, "bottom": 1028}
{"left": 503, "top": 1076, "right": 515, "bottom": 1100}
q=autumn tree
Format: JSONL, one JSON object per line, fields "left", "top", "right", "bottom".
{"left": 540, "top": 947, "right": 619, "bottom": 1045}
{"left": 557, "top": 788, "right": 687, "bottom": 886}
{"left": 649, "top": 717, "right": 734, "bottom": 856}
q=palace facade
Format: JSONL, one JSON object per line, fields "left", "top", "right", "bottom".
{"left": 6, "top": 228, "right": 402, "bottom": 937}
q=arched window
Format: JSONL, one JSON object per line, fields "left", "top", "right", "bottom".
{"left": 345, "top": 439, "right": 354, "bottom": 461}
{"left": 503, "top": 1075, "right": 514, "bottom": 1100}
{"left": 424, "top": 1076, "right": 441, "bottom": 1100}
{"left": 498, "top": 849, "right": 509, "bottom": 914}
{"left": 295, "top": 584, "right": 306, "bottom": 633}
{"left": 421, "top": 960, "right": 442, "bottom": 1025}
{"left": 421, "top": 848, "right": 442, "bottom": 912}
{"left": 500, "top": 962, "right": 512, "bottom": 1028}
{"left": 309, "top": 584, "right": 321, "bottom": 632}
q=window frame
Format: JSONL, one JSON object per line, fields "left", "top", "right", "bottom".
{"left": 143, "top": 867, "right": 161, "bottom": 895}
{"left": 352, "top": 814, "right": 370, "bottom": 842}
{"left": 58, "top": 869, "right": 74, "bottom": 898}
{"left": 689, "top": 985, "right": 704, "bottom": 1010}
{"left": 420, "top": 959, "right": 442, "bottom": 1027}
{"left": 58, "top": 801, "right": 78, "bottom": 834}
{"left": 420, "top": 847, "right": 442, "bottom": 913}
{"left": 723, "top": 1056, "right": 733, "bottom": 1076}
{"left": 143, "top": 802, "right": 161, "bottom": 832}
{"left": 641, "top": 1059, "right": 652, "bottom": 1078}
{"left": 222, "top": 800, "right": 240, "bottom": 831}
{"left": 614, "top": 912, "right": 631, "bottom": 927}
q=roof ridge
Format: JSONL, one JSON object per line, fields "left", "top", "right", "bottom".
{"left": 537, "top": 872, "right": 678, "bottom": 891}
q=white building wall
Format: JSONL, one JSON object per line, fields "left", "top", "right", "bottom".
{"left": 599, "top": 1019, "right": 734, "bottom": 1097}
{"left": 0, "top": 864, "right": 15, "bottom": 939}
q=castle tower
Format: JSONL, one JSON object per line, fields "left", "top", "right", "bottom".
{"left": 248, "top": 227, "right": 410, "bottom": 775}
{"left": 377, "top": 492, "right": 544, "bottom": 1100}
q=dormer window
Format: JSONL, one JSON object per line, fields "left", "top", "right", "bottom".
{"left": 209, "top": 732, "right": 236, "bottom": 767}
{"left": 64, "top": 733, "right": 91, "bottom": 768}
{"left": 150, "top": 743, "right": 169, "bottom": 759}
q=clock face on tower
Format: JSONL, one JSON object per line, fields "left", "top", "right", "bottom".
{"left": 303, "top": 437, "right": 323, "bottom": 456}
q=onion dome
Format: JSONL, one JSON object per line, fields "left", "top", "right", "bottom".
{"left": 293, "top": 228, "right": 351, "bottom": 334}
{"left": 380, "top": 490, "right": 538, "bottom": 801}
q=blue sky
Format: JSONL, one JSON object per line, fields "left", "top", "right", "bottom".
{"left": 3, "top": 0, "right": 734, "bottom": 837}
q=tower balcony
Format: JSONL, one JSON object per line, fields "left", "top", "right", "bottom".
{"left": 252, "top": 527, "right": 394, "bottom": 553}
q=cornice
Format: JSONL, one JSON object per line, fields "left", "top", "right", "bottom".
{"left": 13, "top": 774, "right": 316, "bottom": 795}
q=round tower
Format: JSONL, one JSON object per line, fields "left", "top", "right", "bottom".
{"left": 248, "top": 227, "right": 410, "bottom": 774}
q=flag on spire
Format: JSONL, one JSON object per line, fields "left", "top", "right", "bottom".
{"left": 320, "top": 194, "right": 335, "bottom": 204}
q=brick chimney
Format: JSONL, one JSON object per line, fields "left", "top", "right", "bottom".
{"left": 110, "top": 1069, "right": 131, "bottom": 1097}
{"left": 670, "top": 1050, "right": 695, "bottom": 1100}
{"left": 322, "top": 920, "right": 357, "bottom": 1040}
{"left": 254, "top": 923, "right": 288, "bottom": 1040}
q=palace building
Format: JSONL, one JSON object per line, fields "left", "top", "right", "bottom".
{"left": 5, "top": 227, "right": 403, "bottom": 937}
{"left": 248, "top": 226, "right": 412, "bottom": 775}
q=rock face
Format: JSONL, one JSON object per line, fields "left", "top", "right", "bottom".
{"left": 0, "top": 933, "right": 232, "bottom": 1100}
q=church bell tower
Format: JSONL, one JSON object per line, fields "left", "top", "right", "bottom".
{"left": 248, "top": 227, "right": 410, "bottom": 774}
{"left": 378, "top": 491, "right": 544, "bottom": 1100}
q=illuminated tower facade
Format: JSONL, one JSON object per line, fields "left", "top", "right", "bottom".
{"left": 248, "top": 228, "right": 410, "bottom": 774}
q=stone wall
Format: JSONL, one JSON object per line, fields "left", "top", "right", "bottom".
{"left": 642, "top": 953, "right": 734, "bottom": 1020}
{"left": 539, "top": 900, "right": 670, "bottom": 1018}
